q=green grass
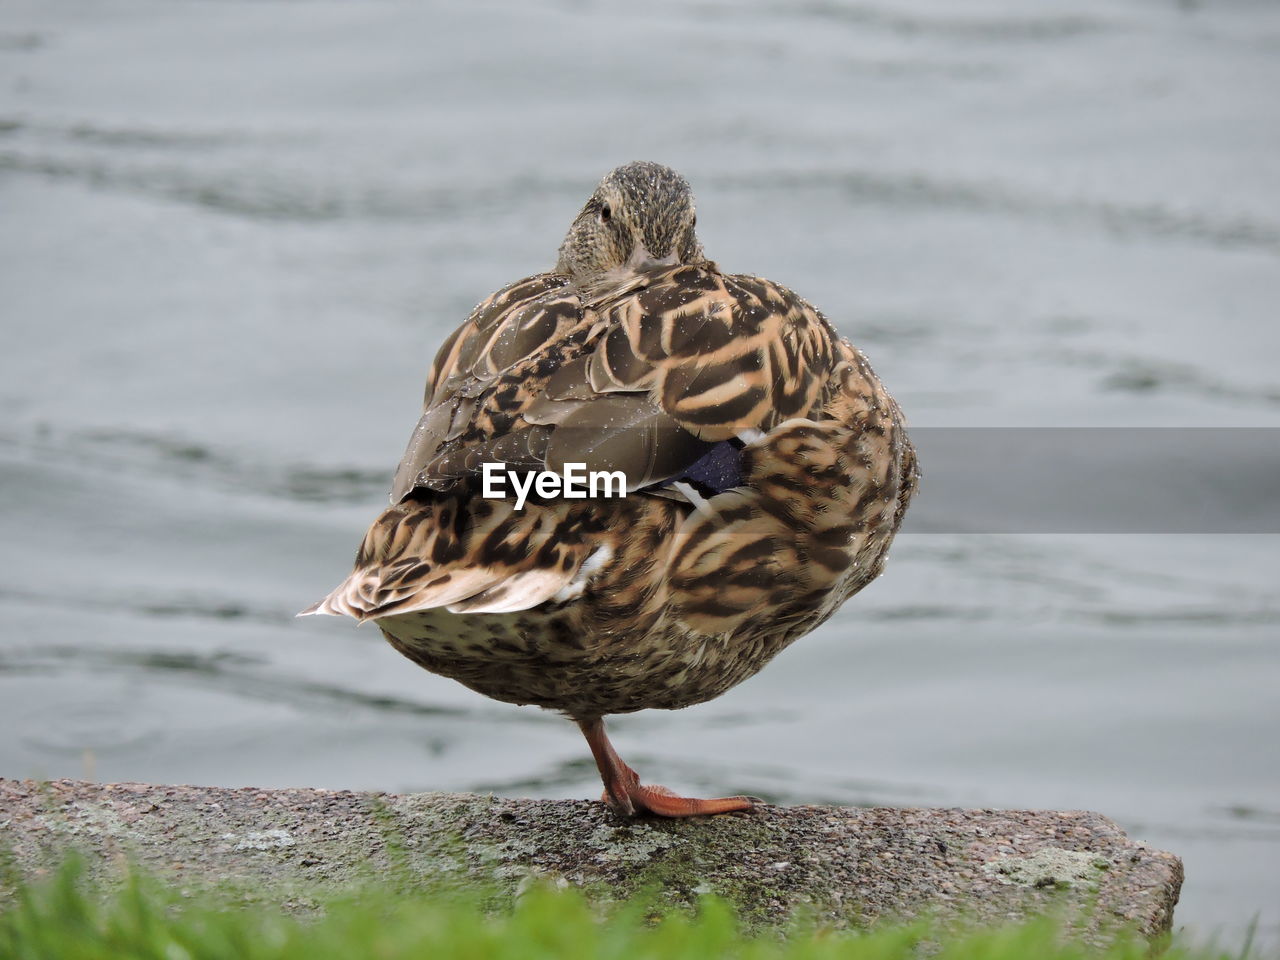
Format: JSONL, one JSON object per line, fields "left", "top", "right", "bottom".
{"left": 0, "top": 858, "right": 1258, "bottom": 960}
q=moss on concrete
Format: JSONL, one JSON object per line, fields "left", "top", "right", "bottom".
{"left": 0, "top": 778, "right": 1182, "bottom": 945}
{"left": 984, "top": 848, "right": 1111, "bottom": 890}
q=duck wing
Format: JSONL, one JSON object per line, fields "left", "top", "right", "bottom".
{"left": 391, "top": 273, "right": 578, "bottom": 502}
{"left": 392, "top": 262, "right": 844, "bottom": 502}
{"left": 611, "top": 268, "right": 841, "bottom": 440}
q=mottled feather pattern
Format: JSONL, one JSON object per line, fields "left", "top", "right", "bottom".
{"left": 308, "top": 257, "right": 917, "bottom": 719}
{"left": 390, "top": 262, "right": 846, "bottom": 501}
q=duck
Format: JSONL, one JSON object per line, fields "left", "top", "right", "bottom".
{"left": 302, "top": 161, "right": 917, "bottom": 817}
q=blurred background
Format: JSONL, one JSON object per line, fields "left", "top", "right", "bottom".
{"left": 1, "top": 0, "right": 1277, "bottom": 950}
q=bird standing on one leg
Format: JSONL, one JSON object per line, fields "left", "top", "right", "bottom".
{"left": 302, "top": 161, "right": 917, "bottom": 817}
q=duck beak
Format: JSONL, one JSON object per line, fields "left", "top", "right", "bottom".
{"left": 626, "top": 243, "right": 680, "bottom": 272}
{"left": 581, "top": 243, "right": 681, "bottom": 305}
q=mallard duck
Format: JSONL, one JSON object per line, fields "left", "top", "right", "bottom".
{"left": 303, "top": 161, "right": 917, "bottom": 817}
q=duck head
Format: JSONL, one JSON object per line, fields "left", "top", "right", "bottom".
{"left": 554, "top": 161, "right": 703, "bottom": 288}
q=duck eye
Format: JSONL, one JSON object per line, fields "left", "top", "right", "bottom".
{"left": 599, "top": 202, "right": 612, "bottom": 224}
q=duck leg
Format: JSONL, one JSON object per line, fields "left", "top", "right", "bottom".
{"left": 576, "top": 717, "right": 754, "bottom": 818}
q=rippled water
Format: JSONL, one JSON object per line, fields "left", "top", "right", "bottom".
{"left": 2, "top": 0, "right": 1278, "bottom": 949}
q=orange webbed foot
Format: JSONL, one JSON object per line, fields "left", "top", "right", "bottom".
{"left": 602, "top": 782, "right": 756, "bottom": 818}
{"left": 579, "top": 716, "right": 757, "bottom": 818}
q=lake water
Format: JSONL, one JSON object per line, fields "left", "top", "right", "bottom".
{"left": 2, "top": 0, "right": 1277, "bottom": 950}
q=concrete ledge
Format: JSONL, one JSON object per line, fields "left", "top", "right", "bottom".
{"left": 0, "top": 778, "right": 1181, "bottom": 943}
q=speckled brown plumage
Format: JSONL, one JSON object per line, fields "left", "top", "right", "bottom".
{"left": 303, "top": 161, "right": 917, "bottom": 816}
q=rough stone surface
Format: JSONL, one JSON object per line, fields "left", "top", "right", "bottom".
{"left": 0, "top": 778, "right": 1182, "bottom": 943}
